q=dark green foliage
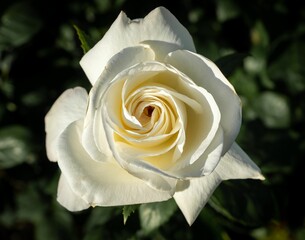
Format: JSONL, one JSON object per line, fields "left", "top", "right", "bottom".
{"left": 1, "top": 0, "right": 305, "bottom": 239}
{"left": 0, "top": 2, "right": 42, "bottom": 50}
{"left": 0, "top": 125, "right": 34, "bottom": 169}
{"left": 73, "top": 25, "right": 94, "bottom": 54}
{"left": 123, "top": 205, "right": 138, "bottom": 224}
{"left": 139, "top": 199, "right": 178, "bottom": 234}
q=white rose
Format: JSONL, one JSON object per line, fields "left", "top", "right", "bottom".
{"left": 45, "top": 7, "right": 264, "bottom": 225}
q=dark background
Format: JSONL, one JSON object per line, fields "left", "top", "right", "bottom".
{"left": 0, "top": 0, "right": 305, "bottom": 239}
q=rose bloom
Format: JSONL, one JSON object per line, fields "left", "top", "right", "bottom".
{"left": 45, "top": 7, "right": 264, "bottom": 225}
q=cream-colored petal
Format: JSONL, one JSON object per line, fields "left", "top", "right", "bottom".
{"left": 171, "top": 127, "right": 224, "bottom": 177}
{"left": 103, "top": 113, "right": 178, "bottom": 192}
{"left": 57, "top": 119, "right": 173, "bottom": 206}
{"left": 99, "top": 61, "right": 223, "bottom": 178}
{"left": 175, "top": 80, "right": 221, "bottom": 165}
{"left": 80, "top": 7, "right": 195, "bottom": 84}
{"left": 149, "top": 66, "right": 222, "bottom": 174}
{"left": 215, "top": 142, "right": 265, "bottom": 180}
{"left": 173, "top": 172, "right": 222, "bottom": 225}
{"left": 82, "top": 46, "right": 154, "bottom": 161}
{"left": 140, "top": 40, "right": 181, "bottom": 61}
{"left": 57, "top": 174, "right": 90, "bottom": 211}
{"left": 165, "top": 50, "right": 241, "bottom": 154}
{"left": 45, "top": 87, "right": 88, "bottom": 162}
{"left": 174, "top": 142, "right": 264, "bottom": 225}
{"left": 130, "top": 64, "right": 222, "bottom": 169}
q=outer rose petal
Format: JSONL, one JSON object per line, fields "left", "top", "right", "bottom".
{"left": 174, "top": 142, "right": 264, "bottom": 225}
{"left": 57, "top": 119, "right": 172, "bottom": 206}
{"left": 57, "top": 174, "right": 90, "bottom": 211}
{"left": 216, "top": 142, "right": 265, "bottom": 180}
{"left": 173, "top": 172, "right": 221, "bottom": 226}
{"left": 165, "top": 50, "right": 242, "bottom": 154}
{"left": 45, "top": 87, "right": 88, "bottom": 162}
{"left": 80, "top": 7, "right": 196, "bottom": 85}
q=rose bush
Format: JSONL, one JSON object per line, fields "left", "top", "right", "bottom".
{"left": 45, "top": 7, "right": 264, "bottom": 225}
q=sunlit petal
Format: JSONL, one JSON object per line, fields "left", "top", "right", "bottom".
{"left": 174, "top": 172, "right": 221, "bottom": 225}
{"left": 165, "top": 50, "right": 241, "bottom": 154}
{"left": 57, "top": 119, "right": 173, "bottom": 206}
{"left": 80, "top": 7, "right": 195, "bottom": 84}
{"left": 57, "top": 174, "right": 90, "bottom": 211}
{"left": 215, "top": 142, "right": 265, "bottom": 180}
{"left": 45, "top": 87, "right": 88, "bottom": 162}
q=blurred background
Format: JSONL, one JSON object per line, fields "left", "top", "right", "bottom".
{"left": 0, "top": 0, "right": 305, "bottom": 239}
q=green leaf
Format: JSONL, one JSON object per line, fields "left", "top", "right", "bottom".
{"left": 255, "top": 92, "right": 290, "bottom": 128}
{"left": 0, "top": 2, "right": 42, "bottom": 50}
{"left": 122, "top": 205, "right": 138, "bottom": 225}
{"left": 0, "top": 125, "right": 34, "bottom": 169}
{"left": 209, "top": 180, "right": 276, "bottom": 228}
{"left": 198, "top": 207, "right": 230, "bottom": 240}
{"left": 252, "top": 223, "right": 290, "bottom": 240}
{"left": 86, "top": 207, "right": 119, "bottom": 230}
{"left": 16, "top": 184, "right": 75, "bottom": 240}
{"left": 16, "top": 185, "right": 45, "bottom": 223}
{"left": 139, "top": 199, "right": 177, "bottom": 233}
{"left": 216, "top": 0, "right": 240, "bottom": 22}
{"left": 268, "top": 39, "right": 305, "bottom": 94}
{"left": 84, "top": 207, "right": 121, "bottom": 239}
{"left": 296, "top": 228, "right": 305, "bottom": 240}
{"left": 215, "top": 53, "right": 248, "bottom": 77}
{"left": 251, "top": 21, "right": 269, "bottom": 48}
{"left": 73, "top": 25, "right": 94, "bottom": 54}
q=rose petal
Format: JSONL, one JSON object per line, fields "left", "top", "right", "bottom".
{"left": 80, "top": 7, "right": 195, "bottom": 84}
{"left": 173, "top": 172, "right": 222, "bottom": 225}
{"left": 165, "top": 50, "right": 242, "bottom": 154}
{"left": 130, "top": 64, "right": 222, "bottom": 168}
{"left": 58, "top": 119, "right": 173, "bottom": 206}
{"left": 149, "top": 65, "right": 222, "bottom": 175}
{"left": 174, "top": 142, "right": 264, "bottom": 225}
{"left": 98, "top": 61, "right": 223, "bottom": 179}
{"left": 45, "top": 87, "right": 88, "bottom": 162}
{"left": 169, "top": 75, "right": 221, "bottom": 165}
{"left": 82, "top": 46, "right": 155, "bottom": 161}
{"left": 140, "top": 40, "right": 181, "bottom": 61}
{"left": 57, "top": 174, "right": 90, "bottom": 211}
{"left": 108, "top": 85, "right": 182, "bottom": 147}
{"left": 103, "top": 113, "right": 178, "bottom": 192}
{"left": 215, "top": 142, "right": 265, "bottom": 180}
{"left": 172, "top": 127, "right": 224, "bottom": 177}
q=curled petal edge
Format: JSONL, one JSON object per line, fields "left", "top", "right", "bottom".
{"left": 174, "top": 142, "right": 264, "bottom": 225}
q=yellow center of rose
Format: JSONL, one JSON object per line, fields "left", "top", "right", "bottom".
{"left": 104, "top": 67, "right": 211, "bottom": 170}
{"left": 143, "top": 106, "right": 154, "bottom": 117}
